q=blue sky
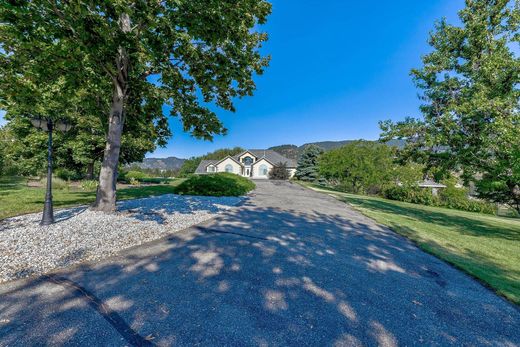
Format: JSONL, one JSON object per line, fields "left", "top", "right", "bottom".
{"left": 0, "top": 0, "right": 465, "bottom": 158}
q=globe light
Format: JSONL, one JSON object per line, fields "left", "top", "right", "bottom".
{"left": 30, "top": 118, "right": 49, "bottom": 131}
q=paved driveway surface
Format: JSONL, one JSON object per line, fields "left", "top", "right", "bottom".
{"left": 0, "top": 181, "right": 519, "bottom": 346}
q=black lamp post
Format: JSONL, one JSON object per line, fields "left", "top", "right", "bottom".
{"left": 30, "top": 118, "right": 72, "bottom": 225}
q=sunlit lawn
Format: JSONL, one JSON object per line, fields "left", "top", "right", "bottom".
{"left": 0, "top": 176, "right": 185, "bottom": 220}
{"left": 300, "top": 182, "right": 520, "bottom": 305}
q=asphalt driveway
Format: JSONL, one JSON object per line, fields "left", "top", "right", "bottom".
{"left": 1, "top": 181, "right": 519, "bottom": 346}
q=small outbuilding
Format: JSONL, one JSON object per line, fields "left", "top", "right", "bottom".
{"left": 418, "top": 180, "right": 447, "bottom": 196}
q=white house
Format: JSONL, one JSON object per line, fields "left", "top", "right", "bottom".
{"left": 195, "top": 149, "right": 297, "bottom": 179}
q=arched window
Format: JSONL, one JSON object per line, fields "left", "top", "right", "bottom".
{"left": 259, "top": 164, "right": 268, "bottom": 176}
{"left": 225, "top": 164, "right": 234, "bottom": 173}
{"left": 242, "top": 156, "right": 254, "bottom": 165}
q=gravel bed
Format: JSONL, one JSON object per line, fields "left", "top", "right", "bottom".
{"left": 0, "top": 194, "right": 242, "bottom": 283}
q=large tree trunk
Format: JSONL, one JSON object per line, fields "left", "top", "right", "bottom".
{"left": 91, "top": 13, "right": 131, "bottom": 213}
{"left": 92, "top": 88, "right": 125, "bottom": 212}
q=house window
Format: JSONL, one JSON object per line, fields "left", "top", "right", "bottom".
{"left": 242, "top": 156, "right": 254, "bottom": 165}
{"left": 259, "top": 164, "right": 268, "bottom": 176}
{"left": 225, "top": 164, "right": 234, "bottom": 173}
{"left": 207, "top": 165, "right": 216, "bottom": 173}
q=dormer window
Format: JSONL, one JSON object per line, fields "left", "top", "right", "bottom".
{"left": 207, "top": 165, "right": 216, "bottom": 173}
{"left": 242, "top": 156, "right": 254, "bottom": 165}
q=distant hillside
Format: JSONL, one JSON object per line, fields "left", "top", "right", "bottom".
{"left": 269, "top": 139, "right": 406, "bottom": 160}
{"left": 127, "top": 156, "right": 185, "bottom": 170}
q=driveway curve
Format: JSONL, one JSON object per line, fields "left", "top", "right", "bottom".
{"left": 0, "top": 180, "right": 519, "bottom": 346}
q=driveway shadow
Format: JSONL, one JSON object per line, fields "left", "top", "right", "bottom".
{"left": 1, "top": 185, "right": 519, "bottom": 346}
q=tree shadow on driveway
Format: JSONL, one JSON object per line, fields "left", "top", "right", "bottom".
{"left": 1, "top": 200, "right": 519, "bottom": 346}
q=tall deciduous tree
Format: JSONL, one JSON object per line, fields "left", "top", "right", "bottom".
{"left": 380, "top": 0, "right": 519, "bottom": 211}
{"left": 319, "top": 141, "right": 398, "bottom": 194}
{"left": 295, "top": 144, "right": 323, "bottom": 182}
{"left": 0, "top": 1, "right": 271, "bottom": 212}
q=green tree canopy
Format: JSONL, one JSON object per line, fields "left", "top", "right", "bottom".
{"left": 0, "top": 0, "right": 271, "bottom": 211}
{"left": 319, "top": 141, "right": 400, "bottom": 194}
{"left": 380, "top": 0, "right": 519, "bottom": 211}
{"left": 295, "top": 144, "right": 324, "bottom": 182}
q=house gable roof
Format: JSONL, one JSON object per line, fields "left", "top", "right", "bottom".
{"left": 214, "top": 155, "right": 242, "bottom": 167}
{"left": 195, "top": 160, "right": 218, "bottom": 174}
{"left": 251, "top": 157, "right": 275, "bottom": 167}
{"left": 194, "top": 149, "right": 296, "bottom": 174}
{"left": 234, "top": 149, "right": 296, "bottom": 167}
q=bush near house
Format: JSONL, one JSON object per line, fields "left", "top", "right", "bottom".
{"left": 173, "top": 173, "right": 255, "bottom": 197}
{"left": 269, "top": 162, "right": 290, "bottom": 180}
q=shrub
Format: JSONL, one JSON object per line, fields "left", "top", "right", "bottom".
{"left": 55, "top": 168, "right": 82, "bottom": 181}
{"left": 40, "top": 176, "right": 69, "bottom": 190}
{"left": 269, "top": 162, "right": 290, "bottom": 180}
{"left": 125, "top": 170, "right": 148, "bottom": 180}
{"left": 119, "top": 170, "right": 149, "bottom": 183}
{"left": 81, "top": 180, "right": 98, "bottom": 191}
{"left": 173, "top": 173, "right": 255, "bottom": 196}
{"left": 128, "top": 177, "right": 140, "bottom": 186}
{"left": 384, "top": 185, "right": 439, "bottom": 206}
{"left": 384, "top": 184, "right": 497, "bottom": 214}
{"left": 140, "top": 177, "right": 172, "bottom": 184}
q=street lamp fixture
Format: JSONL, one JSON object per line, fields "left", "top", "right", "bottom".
{"left": 30, "top": 117, "right": 73, "bottom": 225}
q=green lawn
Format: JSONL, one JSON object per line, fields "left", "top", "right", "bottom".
{"left": 300, "top": 182, "right": 520, "bottom": 305}
{"left": 0, "top": 176, "right": 185, "bottom": 220}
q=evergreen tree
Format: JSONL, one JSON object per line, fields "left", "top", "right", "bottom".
{"left": 295, "top": 145, "right": 323, "bottom": 182}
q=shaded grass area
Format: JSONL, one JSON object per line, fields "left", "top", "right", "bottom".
{"left": 0, "top": 176, "right": 185, "bottom": 220}
{"left": 300, "top": 182, "right": 520, "bottom": 305}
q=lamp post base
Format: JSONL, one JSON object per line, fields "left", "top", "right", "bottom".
{"left": 41, "top": 198, "right": 54, "bottom": 225}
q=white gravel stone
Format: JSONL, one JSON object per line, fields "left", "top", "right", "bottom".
{"left": 0, "top": 194, "right": 242, "bottom": 283}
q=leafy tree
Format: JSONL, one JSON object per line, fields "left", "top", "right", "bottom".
{"left": 177, "top": 147, "right": 245, "bottom": 177}
{"left": 319, "top": 141, "right": 397, "bottom": 194}
{"left": 295, "top": 145, "right": 324, "bottom": 182}
{"left": 380, "top": 0, "right": 520, "bottom": 211}
{"left": 178, "top": 157, "right": 203, "bottom": 178}
{"left": 269, "top": 162, "right": 290, "bottom": 180}
{"left": 1, "top": 105, "right": 168, "bottom": 179}
{"left": 0, "top": 1, "right": 271, "bottom": 212}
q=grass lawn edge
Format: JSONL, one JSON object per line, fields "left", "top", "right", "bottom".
{"left": 295, "top": 181, "right": 520, "bottom": 306}
{"left": 0, "top": 178, "right": 187, "bottom": 221}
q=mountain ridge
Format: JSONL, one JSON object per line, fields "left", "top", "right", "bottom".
{"left": 128, "top": 156, "right": 185, "bottom": 170}
{"left": 132, "top": 139, "right": 406, "bottom": 169}
{"left": 269, "top": 139, "right": 405, "bottom": 160}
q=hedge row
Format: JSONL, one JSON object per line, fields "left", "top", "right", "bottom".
{"left": 383, "top": 185, "right": 496, "bottom": 215}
